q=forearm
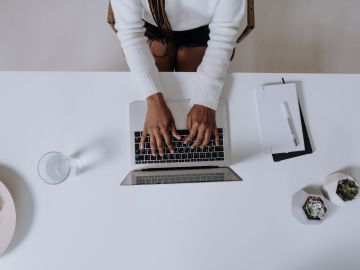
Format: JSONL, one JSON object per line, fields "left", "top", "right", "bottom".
{"left": 191, "top": 0, "right": 246, "bottom": 110}
{"left": 111, "top": 0, "right": 164, "bottom": 97}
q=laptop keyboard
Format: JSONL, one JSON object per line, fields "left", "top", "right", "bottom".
{"left": 135, "top": 173, "right": 226, "bottom": 185}
{"left": 134, "top": 129, "right": 224, "bottom": 164}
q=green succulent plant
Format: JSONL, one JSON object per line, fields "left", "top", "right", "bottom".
{"left": 303, "top": 196, "right": 327, "bottom": 220}
{"left": 336, "top": 179, "right": 359, "bottom": 201}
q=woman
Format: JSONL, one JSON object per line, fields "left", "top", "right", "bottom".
{"left": 111, "top": 0, "right": 245, "bottom": 156}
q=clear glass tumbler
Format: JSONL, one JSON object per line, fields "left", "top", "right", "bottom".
{"left": 38, "top": 151, "right": 82, "bottom": 185}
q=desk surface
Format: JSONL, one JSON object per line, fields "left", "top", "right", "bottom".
{"left": 0, "top": 72, "right": 360, "bottom": 270}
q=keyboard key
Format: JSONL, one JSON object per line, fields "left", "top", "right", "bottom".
{"left": 175, "top": 142, "right": 182, "bottom": 148}
{"left": 215, "top": 146, "right": 223, "bottom": 152}
{"left": 178, "top": 130, "right": 188, "bottom": 135}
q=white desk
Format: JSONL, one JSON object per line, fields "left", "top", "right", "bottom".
{"left": 0, "top": 72, "right": 360, "bottom": 270}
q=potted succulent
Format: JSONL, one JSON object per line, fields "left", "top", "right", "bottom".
{"left": 302, "top": 196, "right": 327, "bottom": 221}
{"left": 292, "top": 187, "right": 331, "bottom": 225}
{"left": 322, "top": 172, "right": 359, "bottom": 206}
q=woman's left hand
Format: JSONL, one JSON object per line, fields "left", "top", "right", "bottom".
{"left": 184, "top": 105, "right": 220, "bottom": 148}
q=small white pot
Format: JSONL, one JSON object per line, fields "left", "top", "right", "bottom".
{"left": 322, "top": 172, "right": 359, "bottom": 206}
{"left": 292, "top": 187, "right": 332, "bottom": 225}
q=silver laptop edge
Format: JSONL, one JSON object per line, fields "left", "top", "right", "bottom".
{"left": 122, "top": 167, "right": 242, "bottom": 186}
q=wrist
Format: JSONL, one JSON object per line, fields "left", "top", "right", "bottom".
{"left": 192, "top": 104, "right": 215, "bottom": 112}
{"left": 147, "top": 92, "right": 166, "bottom": 109}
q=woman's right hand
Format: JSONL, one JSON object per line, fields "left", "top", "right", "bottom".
{"left": 140, "top": 93, "right": 181, "bottom": 156}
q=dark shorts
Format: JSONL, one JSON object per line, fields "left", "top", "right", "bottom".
{"left": 143, "top": 20, "right": 210, "bottom": 48}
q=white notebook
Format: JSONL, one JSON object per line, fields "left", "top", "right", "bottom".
{"left": 255, "top": 83, "right": 305, "bottom": 154}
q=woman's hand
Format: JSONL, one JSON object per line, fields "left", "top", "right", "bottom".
{"left": 140, "top": 93, "right": 181, "bottom": 156}
{"left": 184, "top": 105, "right": 220, "bottom": 148}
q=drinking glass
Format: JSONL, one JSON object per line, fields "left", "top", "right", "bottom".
{"left": 38, "top": 151, "right": 82, "bottom": 184}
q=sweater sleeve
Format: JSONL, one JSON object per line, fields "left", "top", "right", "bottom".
{"left": 190, "top": 0, "right": 246, "bottom": 110}
{"left": 111, "top": 0, "right": 164, "bottom": 97}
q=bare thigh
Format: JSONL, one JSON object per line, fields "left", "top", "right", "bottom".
{"left": 147, "top": 39, "right": 175, "bottom": 72}
{"left": 175, "top": 46, "right": 207, "bottom": 72}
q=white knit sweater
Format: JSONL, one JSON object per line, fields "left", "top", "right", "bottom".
{"left": 111, "top": 0, "right": 245, "bottom": 110}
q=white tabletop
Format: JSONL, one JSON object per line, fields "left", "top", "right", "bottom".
{"left": 0, "top": 72, "right": 359, "bottom": 270}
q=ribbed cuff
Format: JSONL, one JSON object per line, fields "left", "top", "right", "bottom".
{"left": 190, "top": 79, "right": 223, "bottom": 111}
{"left": 131, "top": 67, "right": 164, "bottom": 98}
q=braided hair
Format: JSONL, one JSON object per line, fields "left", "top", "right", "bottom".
{"left": 148, "top": 0, "right": 176, "bottom": 58}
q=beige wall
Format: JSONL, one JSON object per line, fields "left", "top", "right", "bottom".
{"left": 0, "top": 0, "right": 359, "bottom": 73}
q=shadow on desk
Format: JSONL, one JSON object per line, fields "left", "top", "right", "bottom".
{"left": 71, "top": 133, "right": 121, "bottom": 175}
{"left": 0, "top": 165, "right": 34, "bottom": 256}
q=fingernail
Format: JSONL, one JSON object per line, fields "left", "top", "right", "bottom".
{"left": 170, "top": 150, "right": 174, "bottom": 154}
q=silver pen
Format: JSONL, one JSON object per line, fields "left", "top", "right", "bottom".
{"left": 280, "top": 102, "right": 298, "bottom": 146}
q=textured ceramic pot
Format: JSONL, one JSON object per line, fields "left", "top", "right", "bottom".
{"left": 292, "top": 187, "right": 332, "bottom": 225}
{"left": 322, "top": 172, "right": 359, "bottom": 206}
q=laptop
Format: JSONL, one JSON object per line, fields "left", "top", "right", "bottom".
{"left": 121, "top": 99, "right": 242, "bottom": 185}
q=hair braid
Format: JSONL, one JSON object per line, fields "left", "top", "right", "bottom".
{"left": 148, "top": 0, "right": 176, "bottom": 58}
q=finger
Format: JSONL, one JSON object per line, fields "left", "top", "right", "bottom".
{"left": 149, "top": 131, "right": 157, "bottom": 156}
{"left": 192, "top": 125, "right": 205, "bottom": 148}
{"left": 153, "top": 128, "right": 164, "bottom": 156}
{"left": 214, "top": 127, "right": 220, "bottom": 146}
{"left": 187, "top": 115, "right": 192, "bottom": 130}
{"left": 200, "top": 129, "right": 211, "bottom": 148}
{"left": 161, "top": 128, "right": 174, "bottom": 154}
{"left": 184, "top": 123, "right": 199, "bottom": 144}
{"left": 140, "top": 127, "right": 147, "bottom": 150}
{"left": 171, "top": 122, "right": 181, "bottom": 140}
